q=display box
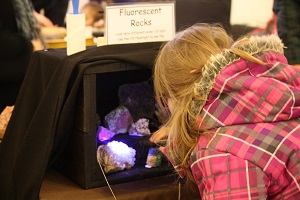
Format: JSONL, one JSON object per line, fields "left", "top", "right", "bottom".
{"left": 54, "top": 61, "right": 173, "bottom": 189}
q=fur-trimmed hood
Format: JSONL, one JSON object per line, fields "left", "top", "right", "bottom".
{"left": 192, "top": 35, "right": 286, "bottom": 117}
{"left": 195, "top": 34, "right": 300, "bottom": 129}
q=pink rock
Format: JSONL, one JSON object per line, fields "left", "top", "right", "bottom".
{"left": 104, "top": 106, "right": 133, "bottom": 134}
{"left": 97, "top": 126, "right": 116, "bottom": 141}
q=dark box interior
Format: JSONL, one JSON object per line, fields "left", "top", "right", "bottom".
{"left": 55, "top": 62, "right": 174, "bottom": 189}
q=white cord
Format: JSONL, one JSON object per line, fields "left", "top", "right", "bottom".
{"left": 178, "top": 181, "right": 181, "bottom": 200}
{"left": 98, "top": 163, "right": 117, "bottom": 200}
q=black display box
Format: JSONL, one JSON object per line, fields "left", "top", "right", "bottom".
{"left": 54, "top": 53, "right": 174, "bottom": 189}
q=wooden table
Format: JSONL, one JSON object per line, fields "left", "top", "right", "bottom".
{"left": 45, "top": 37, "right": 96, "bottom": 49}
{"left": 40, "top": 169, "right": 181, "bottom": 200}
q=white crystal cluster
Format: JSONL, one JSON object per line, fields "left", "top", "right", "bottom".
{"left": 97, "top": 141, "right": 136, "bottom": 173}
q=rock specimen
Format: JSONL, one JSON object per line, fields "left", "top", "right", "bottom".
{"left": 104, "top": 106, "right": 133, "bottom": 134}
{"left": 97, "top": 141, "right": 136, "bottom": 173}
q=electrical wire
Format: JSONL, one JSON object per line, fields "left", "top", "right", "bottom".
{"left": 98, "top": 163, "right": 117, "bottom": 200}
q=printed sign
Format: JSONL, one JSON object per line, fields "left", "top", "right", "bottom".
{"left": 105, "top": 2, "right": 175, "bottom": 45}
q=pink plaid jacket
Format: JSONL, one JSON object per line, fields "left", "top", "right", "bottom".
{"left": 177, "top": 36, "right": 300, "bottom": 199}
{"left": 164, "top": 35, "right": 300, "bottom": 200}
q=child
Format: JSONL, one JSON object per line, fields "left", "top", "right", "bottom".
{"left": 150, "top": 23, "right": 300, "bottom": 199}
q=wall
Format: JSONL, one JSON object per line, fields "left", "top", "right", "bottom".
{"left": 67, "top": 0, "right": 274, "bottom": 28}
{"left": 230, "top": 0, "right": 274, "bottom": 27}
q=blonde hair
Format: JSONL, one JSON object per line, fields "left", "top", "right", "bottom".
{"left": 153, "top": 23, "right": 265, "bottom": 189}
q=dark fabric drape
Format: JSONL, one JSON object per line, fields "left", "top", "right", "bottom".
{"left": 0, "top": 0, "right": 34, "bottom": 111}
{"left": 0, "top": 42, "right": 162, "bottom": 200}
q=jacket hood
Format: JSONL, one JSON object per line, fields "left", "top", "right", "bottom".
{"left": 195, "top": 35, "right": 300, "bottom": 129}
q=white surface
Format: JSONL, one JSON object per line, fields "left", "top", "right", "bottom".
{"left": 66, "top": 13, "right": 86, "bottom": 55}
{"left": 230, "top": 0, "right": 274, "bottom": 27}
{"left": 97, "top": 37, "right": 107, "bottom": 46}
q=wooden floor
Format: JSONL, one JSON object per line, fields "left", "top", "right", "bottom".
{"left": 40, "top": 169, "right": 180, "bottom": 200}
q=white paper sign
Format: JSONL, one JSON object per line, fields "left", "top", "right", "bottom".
{"left": 105, "top": 2, "right": 175, "bottom": 45}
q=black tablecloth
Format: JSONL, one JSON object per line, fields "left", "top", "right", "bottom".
{"left": 0, "top": 42, "right": 162, "bottom": 200}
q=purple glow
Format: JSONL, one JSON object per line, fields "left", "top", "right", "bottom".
{"left": 97, "top": 126, "right": 115, "bottom": 141}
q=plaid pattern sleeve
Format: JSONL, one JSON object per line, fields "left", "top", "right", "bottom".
{"left": 203, "top": 120, "right": 300, "bottom": 199}
{"left": 190, "top": 149, "right": 269, "bottom": 199}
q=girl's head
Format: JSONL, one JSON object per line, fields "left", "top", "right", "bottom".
{"left": 154, "top": 23, "right": 233, "bottom": 125}
{"left": 153, "top": 23, "right": 233, "bottom": 188}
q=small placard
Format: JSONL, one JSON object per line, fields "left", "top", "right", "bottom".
{"left": 105, "top": 2, "right": 175, "bottom": 45}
